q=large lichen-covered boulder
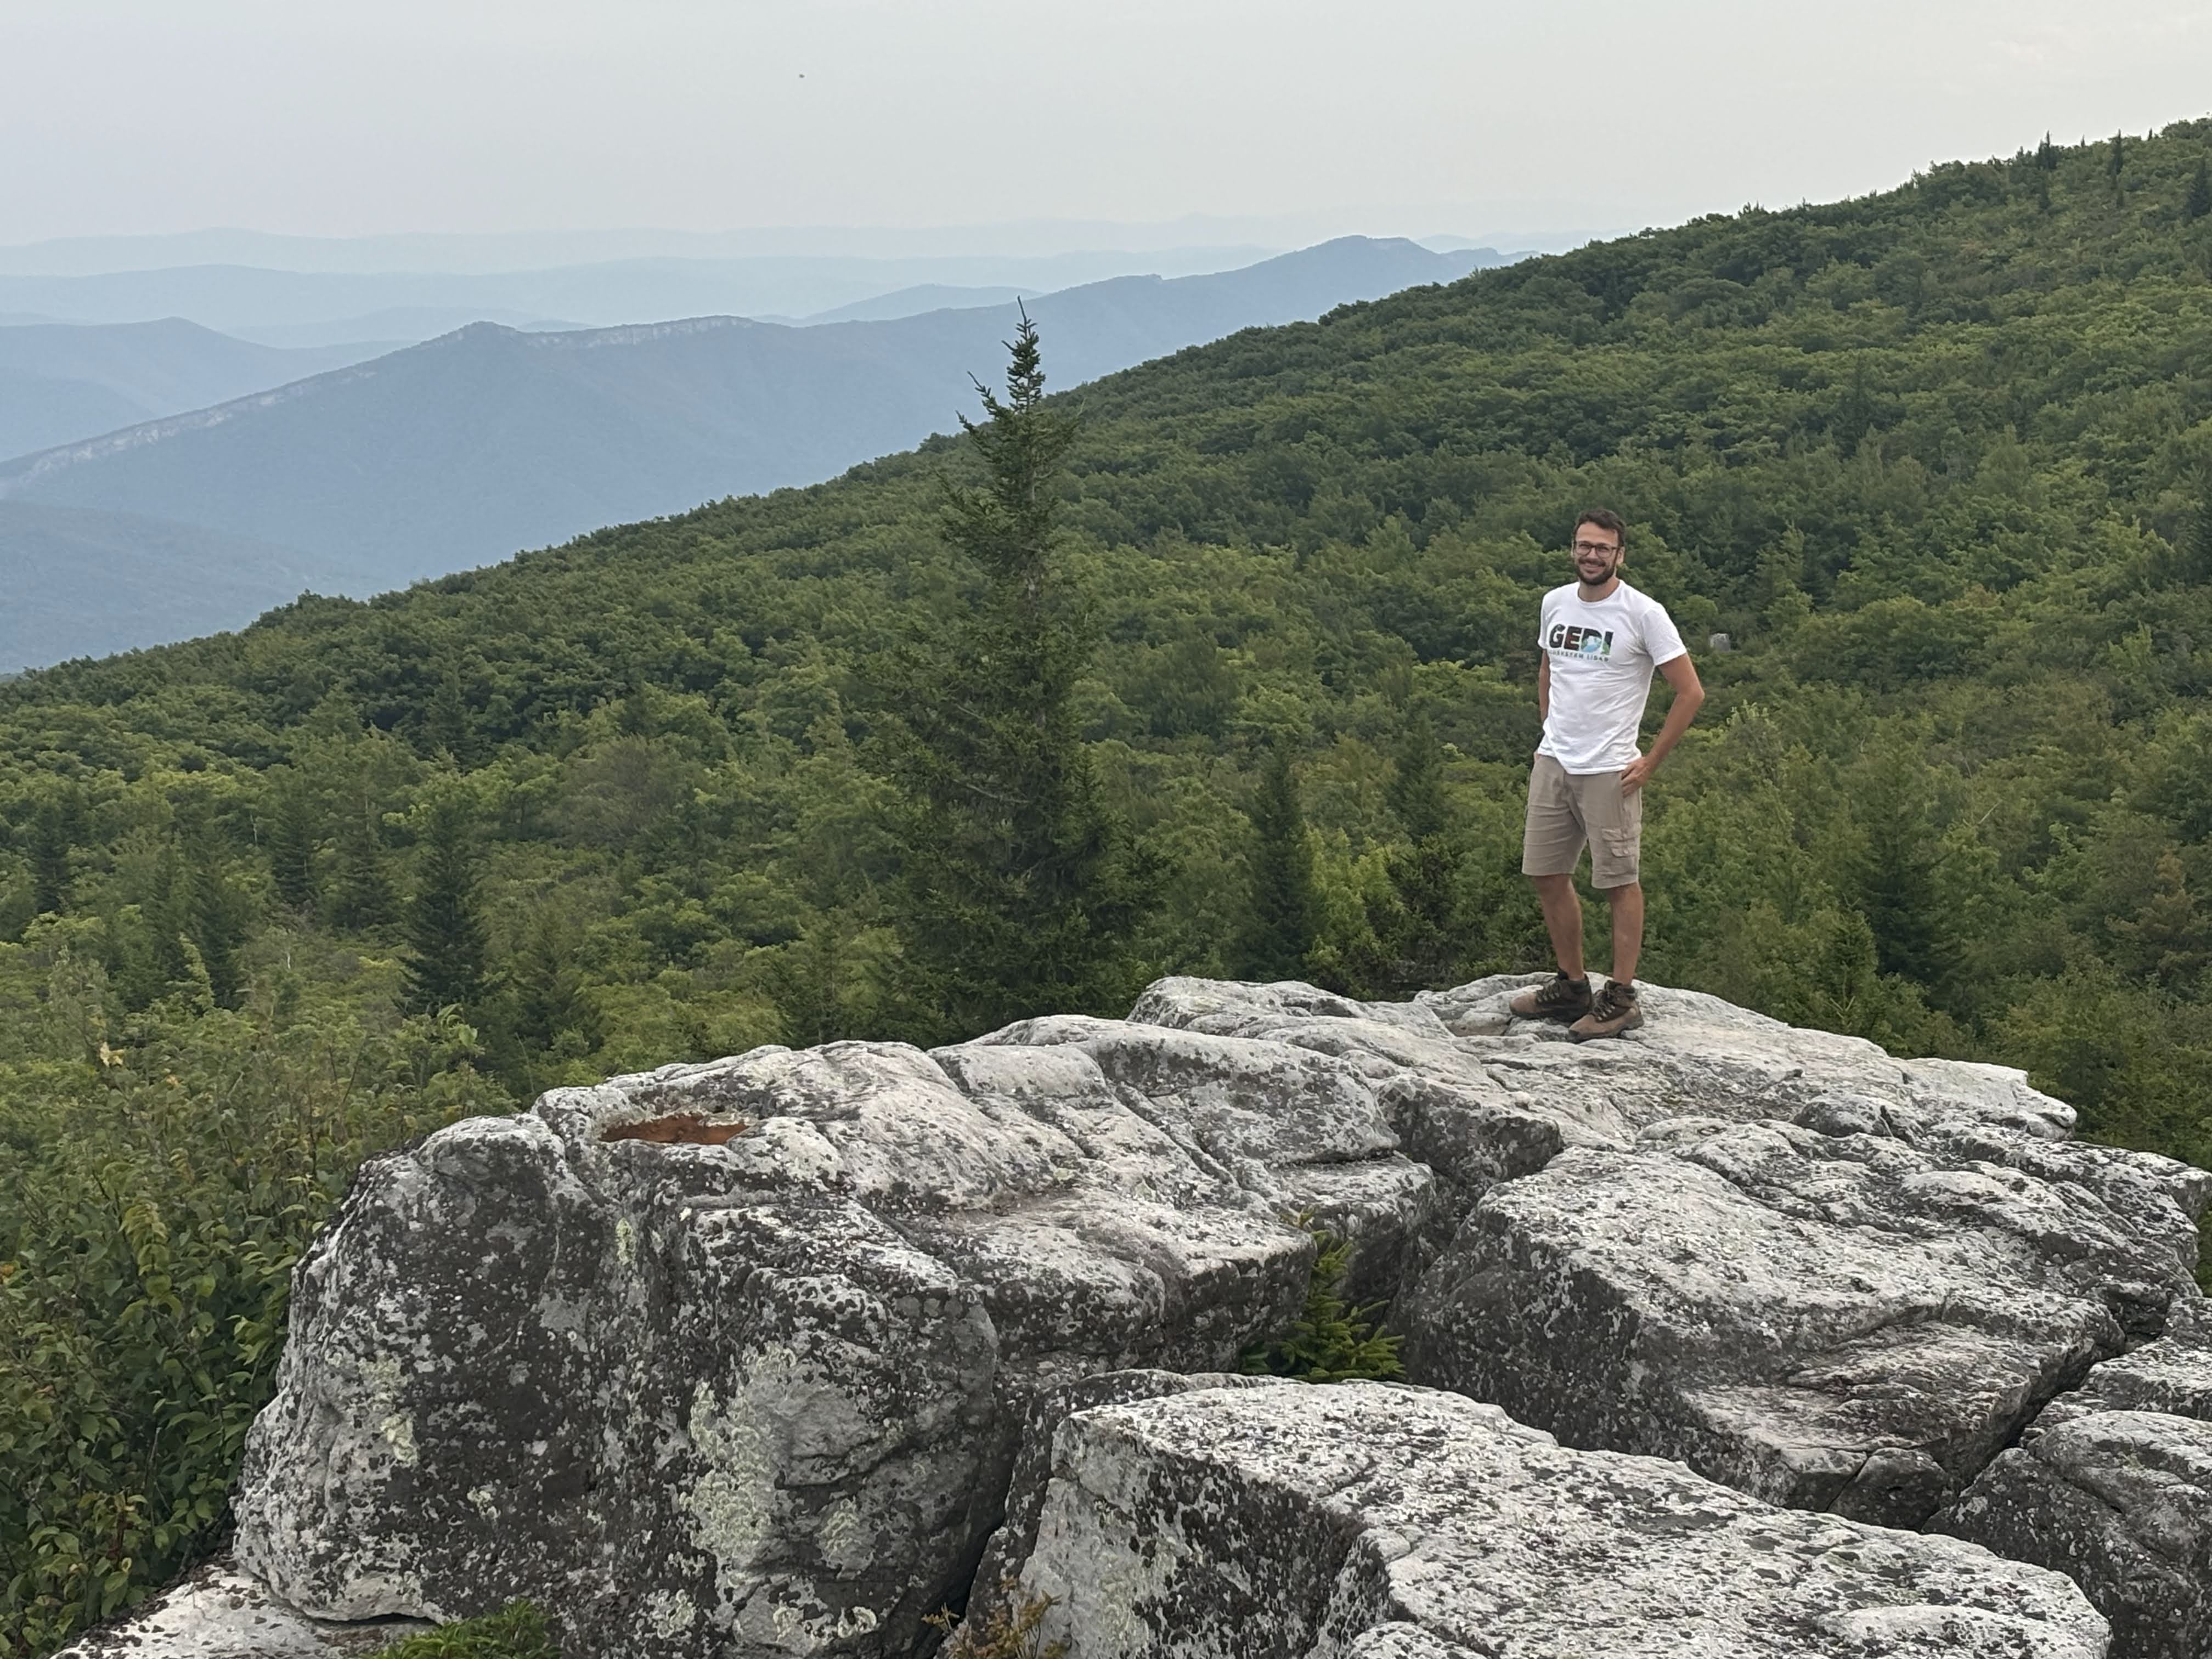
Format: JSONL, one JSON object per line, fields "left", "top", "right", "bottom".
{"left": 233, "top": 1022, "right": 1440, "bottom": 1658}
{"left": 1397, "top": 1109, "right": 2201, "bottom": 1528}
{"left": 1933, "top": 1300, "right": 2212, "bottom": 1658}
{"left": 1005, "top": 1380, "right": 2110, "bottom": 1657}
{"left": 223, "top": 974, "right": 2209, "bottom": 1657}
{"left": 1143, "top": 976, "right": 2205, "bottom": 1530}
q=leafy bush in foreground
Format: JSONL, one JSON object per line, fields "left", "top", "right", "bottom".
{"left": 0, "top": 934, "right": 506, "bottom": 1655}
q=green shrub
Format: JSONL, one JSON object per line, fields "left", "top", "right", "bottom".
{"left": 375, "top": 1602, "right": 559, "bottom": 1658}
{"left": 1240, "top": 1228, "right": 1404, "bottom": 1384}
{"left": 376, "top": 1610, "right": 557, "bottom": 1659}
{"left": 926, "top": 1584, "right": 1068, "bottom": 1659}
{"left": 0, "top": 946, "right": 509, "bottom": 1657}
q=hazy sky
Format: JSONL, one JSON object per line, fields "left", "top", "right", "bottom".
{"left": 7, "top": 0, "right": 2212, "bottom": 246}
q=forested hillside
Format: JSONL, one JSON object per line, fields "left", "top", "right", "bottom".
{"left": 8, "top": 124, "right": 2212, "bottom": 1650}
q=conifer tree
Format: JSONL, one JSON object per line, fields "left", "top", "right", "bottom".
{"left": 2036, "top": 132, "right": 2057, "bottom": 171}
{"left": 424, "top": 663, "right": 479, "bottom": 765}
{"left": 402, "top": 788, "right": 490, "bottom": 1014}
{"left": 1368, "top": 712, "right": 1469, "bottom": 996}
{"left": 2185, "top": 475, "right": 2212, "bottom": 585}
{"left": 266, "top": 770, "right": 320, "bottom": 913}
{"left": 1850, "top": 749, "right": 1956, "bottom": 998}
{"left": 2190, "top": 158, "right": 2212, "bottom": 223}
{"left": 328, "top": 798, "right": 397, "bottom": 930}
{"left": 875, "top": 312, "right": 1162, "bottom": 1036}
{"left": 1237, "top": 744, "right": 1318, "bottom": 981}
{"left": 26, "top": 791, "right": 81, "bottom": 915}
{"left": 1387, "top": 709, "right": 1449, "bottom": 841}
{"left": 504, "top": 901, "right": 598, "bottom": 1061}
{"left": 151, "top": 805, "right": 248, "bottom": 1005}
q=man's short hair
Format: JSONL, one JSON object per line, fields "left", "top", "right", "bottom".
{"left": 1573, "top": 509, "right": 1628, "bottom": 548}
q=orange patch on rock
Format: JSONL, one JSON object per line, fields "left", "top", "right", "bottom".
{"left": 602, "top": 1113, "right": 748, "bottom": 1146}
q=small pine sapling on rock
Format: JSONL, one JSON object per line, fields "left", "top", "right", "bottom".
{"left": 1240, "top": 1226, "right": 1405, "bottom": 1383}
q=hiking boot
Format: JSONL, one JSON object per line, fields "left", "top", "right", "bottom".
{"left": 1509, "top": 973, "right": 1592, "bottom": 1021}
{"left": 1569, "top": 980, "right": 1644, "bottom": 1042}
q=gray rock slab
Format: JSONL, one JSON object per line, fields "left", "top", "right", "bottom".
{"left": 234, "top": 1025, "right": 1440, "bottom": 1658}
{"left": 53, "top": 1561, "right": 427, "bottom": 1658}
{"left": 1934, "top": 1299, "right": 2212, "bottom": 1657}
{"left": 1398, "top": 1111, "right": 2202, "bottom": 1528}
{"left": 966, "top": 1367, "right": 1289, "bottom": 1618}
{"left": 1133, "top": 977, "right": 2209, "bottom": 1230}
{"left": 1006, "top": 1381, "right": 2109, "bottom": 1658}
{"left": 227, "top": 975, "right": 2207, "bottom": 1657}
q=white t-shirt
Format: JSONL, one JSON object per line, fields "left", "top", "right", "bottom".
{"left": 1536, "top": 580, "right": 1688, "bottom": 774}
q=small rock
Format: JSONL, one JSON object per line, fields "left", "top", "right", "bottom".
{"left": 53, "top": 1559, "right": 427, "bottom": 1658}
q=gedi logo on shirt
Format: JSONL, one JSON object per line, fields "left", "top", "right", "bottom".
{"left": 1548, "top": 623, "right": 1615, "bottom": 659}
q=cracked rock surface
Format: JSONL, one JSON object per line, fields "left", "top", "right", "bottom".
{"left": 232, "top": 1017, "right": 1440, "bottom": 1657}
{"left": 1934, "top": 1300, "right": 2212, "bottom": 1657}
{"left": 1009, "top": 1381, "right": 2110, "bottom": 1657}
{"left": 1143, "top": 977, "right": 2204, "bottom": 1528}
{"left": 196, "top": 974, "right": 2207, "bottom": 1658}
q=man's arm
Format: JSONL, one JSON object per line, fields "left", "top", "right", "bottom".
{"left": 1536, "top": 651, "right": 1551, "bottom": 726}
{"left": 1620, "top": 653, "right": 1704, "bottom": 791}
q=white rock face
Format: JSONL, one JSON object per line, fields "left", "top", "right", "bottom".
{"left": 51, "top": 1561, "right": 426, "bottom": 1658}
{"left": 216, "top": 975, "right": 2207, "bottom": 1658}
{"left": 1009, "top": 1381, "right": 2110, "bottom": 1658}
{"left": 232, "top": 1024, "right": 1438, "bottom": 1657}
{"left": 1935, "top": 1299, "right": 2212, "bottom": 1657}
{"left": 1134, "top": 978, "right": 2204, "bottom": 1530}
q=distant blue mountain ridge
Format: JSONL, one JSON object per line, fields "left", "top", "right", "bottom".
{"left": 0, "top": 236, "right": 1504, "bottom": 670}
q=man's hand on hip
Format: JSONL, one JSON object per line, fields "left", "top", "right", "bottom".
{"left": 1620, "top": 754, "right": 1657, "bottom": 792}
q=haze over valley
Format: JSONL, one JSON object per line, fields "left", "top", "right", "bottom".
{"left": 0, "top": 234, "right": 1498, "bottom": 669}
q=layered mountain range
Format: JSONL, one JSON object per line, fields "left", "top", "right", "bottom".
{"left": 0, "top": 236, "right": 1490, "bottom": 669}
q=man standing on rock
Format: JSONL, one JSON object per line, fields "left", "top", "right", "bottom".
{"left": 1510, "top": 510, "right": 1704, "bottom": 1039}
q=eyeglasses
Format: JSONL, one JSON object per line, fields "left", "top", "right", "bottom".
{"left": 1571, "top": 540, "right": 1621, "bottom": 556}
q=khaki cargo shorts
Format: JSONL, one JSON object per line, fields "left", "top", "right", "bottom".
{"left": 1522, "top": 753, "right": 1643, "bottom": 889}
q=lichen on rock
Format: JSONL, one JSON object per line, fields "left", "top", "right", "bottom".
{"left": 1010, "top": 1381, "right": 2109, "bottom": 1657}
{"left": 193, "top": 974, "right": 2207, "bottom": 1658}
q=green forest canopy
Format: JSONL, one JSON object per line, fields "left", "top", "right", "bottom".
{"left": 7, "top": 121, "right": 2212, "bottom": 1650}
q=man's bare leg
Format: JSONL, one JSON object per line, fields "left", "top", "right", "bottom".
{"left": 1533, "top": 873, "right": 1585, "bottom": 980}
{"left": 1603, "top": 881, "right": 1643, "bottom": 984}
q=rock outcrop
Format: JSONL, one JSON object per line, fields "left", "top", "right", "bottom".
{"left": 1007, "top": 1380, "right": 2109, "bottom": 1657}
{"left": 1143, "top": 977, "right": 2204, "bottom": 1528}
{"left": 50, "top": 1561, "right": 426, "bottom": 1658}
{"left": 232, "top": 1014, "right": 1440, "bottom": 1658}
{"left": 1934, "top": 1299, "right": 2212, "bottom": 1657}
{"left": 193, "top": 973, "right": 2205, "bottom": 1659}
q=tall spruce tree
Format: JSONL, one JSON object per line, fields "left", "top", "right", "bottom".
{"left": 876, "top": 311, "right": 1162, "bottom": 1036}
{"left": 1849, "top": 747, "right": 1957, "bottom": 1000}
{"left": 402, "top": 787, "right": 491, "bottom": 1015}
{"left": 266, "top": 769, "right": 320, "bottom": 913}
{"left": 26, "top": 789, "right": 82, "bottom": 915}
{"left": 2185, "top": 475, "right": 2212, "bottom": 585}
{"left": 328, "top": 795, "right": 397, "bottom": 930}
{"left": 1372, "top": 712, "right": 1469, "bottom": 996}
{"left": 1237, "top": 744, "right": 1318, "bottom": 981}
{"left": 2186, "top": 157, "right": 2212, "bottom": 222}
